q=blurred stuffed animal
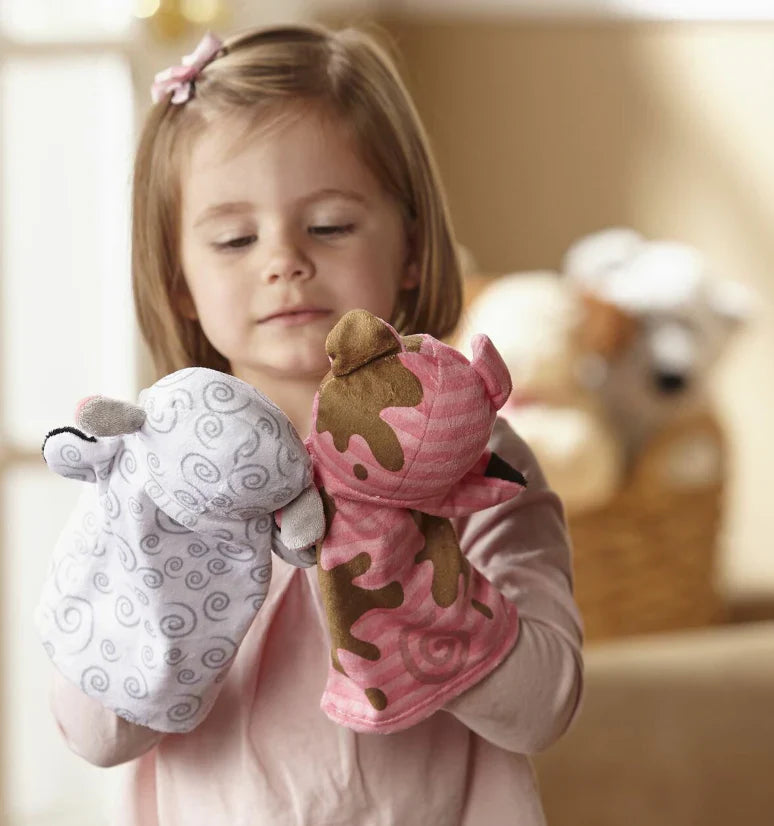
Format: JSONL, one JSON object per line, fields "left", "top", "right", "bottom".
{"left": 563, "top": 228, "right": 753, "bottom": 468}
{"left": 457, "top": 272, "right": 624, "bottom": 515}
{"left": 307, "top": 309, "right": 526, "bottom": 734}
{"left": 37, "top": 367, "right": 324, "bottom": 733}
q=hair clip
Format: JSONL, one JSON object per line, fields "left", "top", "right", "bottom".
{"left": 151, "top": 31, "right": 224, "bottom": 105}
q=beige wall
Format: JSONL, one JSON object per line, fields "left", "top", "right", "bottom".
{"left": 373, "top": 19, "right": 774, "bottom": 596}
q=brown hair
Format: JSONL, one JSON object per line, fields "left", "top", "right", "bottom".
{"left": 132, "top": 23, "right": 462, "bottom": 378}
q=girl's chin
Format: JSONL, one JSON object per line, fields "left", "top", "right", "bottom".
{"left": 247, "top": 355, "right": 330, "bottom": 381}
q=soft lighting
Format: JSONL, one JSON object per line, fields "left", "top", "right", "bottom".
{"left": 181, "top": 0, "right": 222, "bottom": 25}
{"left": 134, "top": 0, "right": 161, "bottom": 19}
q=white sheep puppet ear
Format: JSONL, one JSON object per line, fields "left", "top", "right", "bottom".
{"left": 42, "top": 427, "right": 120, "bottom": 482}
{"left": 75, "top": 395, "right": 146, "bottom": 436}
{"left": 707, "top": 278, "right": 755, "bottom": 333}
{"left": 470, "top": 334, "right": 512, "bottom": 411}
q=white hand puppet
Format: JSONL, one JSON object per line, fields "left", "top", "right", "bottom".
{"left": 36, "top": 368, "right": 324, "bottom": 733}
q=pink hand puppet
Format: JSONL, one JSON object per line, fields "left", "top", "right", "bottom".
{"left": 307, "top": 310, "right": 527, "bottom": 734}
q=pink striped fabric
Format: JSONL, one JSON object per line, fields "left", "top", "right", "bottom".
{"left": 307, "top": 312, "right": 525, "bottom": 733}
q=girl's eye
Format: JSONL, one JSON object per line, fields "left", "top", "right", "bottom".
{"left": 309, "top": 223, "right": 356, "bottom": 238}
{"left": 213, "top": 235, "right": 257, "bottom": 251}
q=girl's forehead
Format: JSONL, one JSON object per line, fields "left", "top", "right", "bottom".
{"left": 182, "top": 105, "right": 377, "bottom": 197}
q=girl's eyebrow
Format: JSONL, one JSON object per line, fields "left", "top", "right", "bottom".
{"left": 193, "top": 188, "right": 367, "bottom": 228}
{"left": 300, "top": 187, "right": 367, "bottom": 206}
{"left": 194, "top": 201, "right": 254, "bottom": 228}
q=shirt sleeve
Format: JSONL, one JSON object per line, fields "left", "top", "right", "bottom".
{"left": 50, "top": 669, "right": 164, "bottom": 767}
{"left": 444, "top": 416, "right": 584, "bottom": 755}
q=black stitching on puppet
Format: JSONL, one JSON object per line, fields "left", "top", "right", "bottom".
{"left": 41, "top": 426, "right": 98, "bottom": 459}
{"left": 485, "top": 451, "right": 527, "bottom": 487}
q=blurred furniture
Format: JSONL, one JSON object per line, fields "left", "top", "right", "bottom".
{"left": 568, "top": 410, "right": 727, "bottom": 641}
{"left": 534, "top": 622, "right": 774, "bottom": 826}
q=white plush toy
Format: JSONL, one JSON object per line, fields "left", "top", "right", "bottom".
{"left": 37, "top": 368, "right": 324, "bottom": 733}
{"left": 562, "top": 228, "right": 753, "bottom": 464}
{"left": 457, "top": 271, "right": 624, "bottom": 515}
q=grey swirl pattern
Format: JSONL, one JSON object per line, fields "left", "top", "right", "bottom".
{"left": 194, "top": 412, "right": 224, "bottom": 449}
{"left": 35, "top": 367, "right": 318, "bottom": 734}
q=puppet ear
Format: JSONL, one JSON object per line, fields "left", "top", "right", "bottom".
{"left": 75, "top": 395, "right": 146, "bottom": 436}
{"left": 470, "top": 334, "right": 513, "bottom": 411}
{"left": 325, "top": 310, "right": 401, "bottom": 377}
{"left": 42, "top": 427, "right": 109, "bottom": 482}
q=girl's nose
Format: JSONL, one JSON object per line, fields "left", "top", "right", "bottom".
{"left": 261, "top": 242, "right": 314, "bottom": 284}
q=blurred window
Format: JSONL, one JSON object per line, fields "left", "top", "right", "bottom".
{"left": 0, "top": 6, "right": 136, "bottom": 824}
{"left": 0, "top": 0, "right": 133, "bottom": 41}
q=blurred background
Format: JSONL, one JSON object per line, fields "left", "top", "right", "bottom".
{"left": 0, "top": 1, "right": 772, "bottom": 824}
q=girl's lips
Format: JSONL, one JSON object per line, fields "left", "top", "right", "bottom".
{"left": 260, "top": 309, "right": 332, "bottom": 327}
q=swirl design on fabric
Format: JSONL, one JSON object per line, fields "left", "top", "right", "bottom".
{"left": 164, "top": 647, "right": 186, "bottom": 666}
{"left": 194, "top": 412, "right": 224, "bottom": 449}
{"left": 113, "top": 534, "right": 137, "bottom": 572}
{"left": 187, "top": 540, "right": 209, "bottom": 558}
{"left": 141, "top": 646, "right": 155, "bottom": 668}
{"left": 118, "top": 448, "right": 137, "bottom": 482}
{"left": 185, "top": 570, "right": 210, "bottom": 590}
{"left": 54, "top": 597, "right": 94, "bottom": 652}
{"left": 145, "top": 388, "right": 193, "bottom": 433}
{"left": 137, "top": 567, "right": 163, "bottom": 589}
{"left": 227, "top": 464, "right": 269, "bottom": 498}
{"left": 93, "top": 572, "right": 112, "bottom": 594}
{"left": 160, "top": 602, "right": 197, "bottom": 638}
{"left": 201, "top": 637, "right": 237, "bottom": 670}
{"left": 81, "top": 666, "right": 109, "bottom": 693}
{"left": 398, "top": 619, "right": 471, "bottom": 685}
{"left": 177, "top": 668, "right": 201, "bottom": 685}
{"left": 204, "top": 380, "right": 251, "bottom": 415}
{"left": 216, "top": 541, "right": 255, "bottom": 563}
{"left": 115, "top": 594, "right": 141, "bottom": 628}
{"left": 203, "top": 591, "right": 230, "bottom": 621}
{"left": 101, "top": 639, "right": 120, "bottom": 662}
{"left": 124, "top": 668, "right": 149, "bottom": 699}
{"left": 167, "top": 695, "right": 202, "bottom": 724}
{"left": 140, "top": 533, "right": 161, "bottom": 555}
{"left": 207, "top": 558, "right": 232, "bottom": 575}
{"left": 164, "top": 557, "right": 184, "bottom": 578}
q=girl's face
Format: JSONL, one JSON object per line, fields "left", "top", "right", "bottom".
{"left": 178, "top": 106, "right": 418, "bottom": 387}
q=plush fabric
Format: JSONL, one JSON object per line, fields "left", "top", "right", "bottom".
{"left": 306, "top": 310, "right": 527, "bottom": 733}
{"left": 36, "top": 367, "right": 323, "bottom": 733}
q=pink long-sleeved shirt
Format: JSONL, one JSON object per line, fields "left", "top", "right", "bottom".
{"left": 50, "top": 418, "right": 583, "bottom": 825}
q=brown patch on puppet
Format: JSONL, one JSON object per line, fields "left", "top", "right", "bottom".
{"left": 401, "top": 334, "right": 424, "bottom": 353}
{"left": 316, "top": 488, "right": 337, "bottom": 557}
{"left": 365, "top": 687, "right": 388, "bottom": 711}
{"left": 317, "top": 551, "right": 404, "bottom": 674}
{"left": 471, "top": 599, "right": 494, "bottom": 619}
{"left": 317, "top": 314, "right": 423, "bottom": 472}
{"left": 326, "top": 309, "right": 401, "bottom": 377}
{"left": 412, "top": 512, "right": 471, "bottom": 608}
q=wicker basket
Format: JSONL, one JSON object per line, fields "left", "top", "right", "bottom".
{"left": 568, "top": 411, "right": 728, "bottom": 642}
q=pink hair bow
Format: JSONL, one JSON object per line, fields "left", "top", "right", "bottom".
{"left": 150, "top": 31, "right": 224, "bottom": 105}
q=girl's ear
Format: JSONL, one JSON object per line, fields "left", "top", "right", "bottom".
{"left": 400, "top": 225, "right": 420, "bottom": 290}
{"left": 401, "top": 259, "right": 420, "bottom": 290}
{"left": 173, "top": 278, "right": 198, "bottom": 321}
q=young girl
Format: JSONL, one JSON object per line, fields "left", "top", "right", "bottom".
{"left": 49, "top": 23, "right": 583, "bottom": 825}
